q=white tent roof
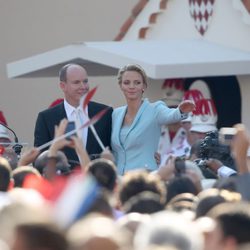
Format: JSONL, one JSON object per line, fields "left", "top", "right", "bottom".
{"left": 7, "top": 39, "right": 250, "bottom": 79}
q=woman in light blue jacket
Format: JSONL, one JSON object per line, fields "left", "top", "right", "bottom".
{"left": 111, "top": 64, "right": 195, "bottom": 175}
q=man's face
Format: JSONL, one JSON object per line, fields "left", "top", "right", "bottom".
{"left": 60, "top": 65, "right": 89, "bottom": 107}
{"left": 181, "top": 121, "right": 192, "bottom": 132}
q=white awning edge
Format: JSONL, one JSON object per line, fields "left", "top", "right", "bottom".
{"left": 7, "top": 39, "right": 250, "bottom": 79}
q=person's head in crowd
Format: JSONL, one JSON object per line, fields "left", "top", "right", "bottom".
{"left": 205, "top": 202, "right": 250, "bottom": 250}
{"left": 118, "top": 170, "right": 167, "bottom": 208}
{"left": 118, "top": 64, "right": 148, "bottom": 88}
{"left": 166, "top": 176, "right": 199, "bottom": 203}
{"left": 188, "top": 99, "right": 217, "bottom": 146}
{"left": 8, "top": 188, "right": 46, "bottom": 209}
{"left": 195, "top": 188, "right": 241, "bottom": 218}
{"left": 1, "top": 148, "right": 18, "bottom": 170}
{"left": 0, "top": 156, "right": 12, "bottom": 192}
{"left": 144, "top": 246, "right": 180, "bottom": 250}
{"left": 12, "top": 223, "right": 68, "bottom": 250}
{"left": 34, "top": 150, "right": 71, "bottom": 176}
{"left": 161, "top": 79, "right": 185, "bottom": 137}
{"left": 67, "top": 214, "right": 131, "bottom": 250}
{"left": 122, "top": 191, "right": 164, "bottom": 214}
{"left": 213, "top": 177, "right": 238, "bottom": 192}
{"left": 117, "top": 212, "right": 150, "bottom": 240}
{"left": 161, "top": 79, "right": 185, "bottom": 108}
{"left": 189, "top": 139, "right": 203, "bottom": 161}
{"left": 184, "top": 160, "right": 216, "bottom": 190}
{"left": 12, "top": 166, "right": 41, "bottom": 188}
{"left": 167, "top": 193, "right": 198, "bottom": 213}
{"left": 0, "top": 202, "right": 51, "bottom": 246}
{"left": 85, "top": 190, "right": 114, "bottom": 218}
{"left": 59, "top": 63, "right": 89, "bottom": 108}
{"left": 181, "top": 113, "right": 192, "bottom": 132}
{"left": 184, "top": 160, "right": 204, "bottom": 179}
{"left": 134, "top": 210, "right": 204, "bottom": 250}
{"left": 87, "top": 158, "right": 117, "bottom": 192}
{"left": 0, "top": 112, "right": 18, "bottom": 170}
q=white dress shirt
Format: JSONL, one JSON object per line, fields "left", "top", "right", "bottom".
{"left": 64, "top": 100, "right": 88, "bottom": 147}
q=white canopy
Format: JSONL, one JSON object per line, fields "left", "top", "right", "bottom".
{"left": 7, "top": 39, "right": 250, "bottom": 79}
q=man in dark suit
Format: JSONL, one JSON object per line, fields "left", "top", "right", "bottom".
{"left": 34, "top": 64, "right": 113, "bottom": 167}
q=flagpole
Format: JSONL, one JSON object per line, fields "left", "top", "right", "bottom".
{"left": 89, "top": 124, "right": 105, "bottom": 151}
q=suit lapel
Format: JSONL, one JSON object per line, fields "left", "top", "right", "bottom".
{"left": 125, "top": 99, "right": 148, "bottom": 139}
{"left": 86, "top": 102, "right": 98, "bottom": 152}
{"left": 87, "top": 101, "right": 95, "bottom": 118}
{"left": 50, "top": 102, "right": 67, "bottom": 126}
{"left": 58, "top": 102, "right": 67, "bottom": 120}
{"left": 114, "top": 106, "right": 127, "bottom": 148}
{"left": 115, "top": 99, "right": 148, "bottom": 146}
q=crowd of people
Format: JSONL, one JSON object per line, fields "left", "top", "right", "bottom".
{"left": 0, "top": 63, "right": 250, "bottom": 250}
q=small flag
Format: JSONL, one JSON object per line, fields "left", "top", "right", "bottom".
{"left": 52, "top": 173, "right": 99, "bottom": 228}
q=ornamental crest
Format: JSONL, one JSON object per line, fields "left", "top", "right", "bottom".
{"left": 189, "top": 0, "right": 215, "bottom": 36}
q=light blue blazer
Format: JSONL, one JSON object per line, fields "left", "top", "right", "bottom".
{"left": 111, "top": 98, "right": 185, "bottom": 175}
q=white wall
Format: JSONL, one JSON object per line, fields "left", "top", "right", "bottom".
{"left": 238, "top": 76, "right": 250, "bottom": 128}
{"left": 206, "top": 0, "right": 250, "bottom": 51}
{"left": 0, "top": 0, "right": 135, "bottom": 146}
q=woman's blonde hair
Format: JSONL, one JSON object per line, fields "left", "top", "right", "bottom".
{"left": 117, "top": 64, "right": 148, "bottom": 86}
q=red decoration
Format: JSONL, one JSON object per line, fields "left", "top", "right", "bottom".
{"left": 0, "top": 146, "right": 5, "bottom": 155}
{"left": 189, "top": 0, "right": 215, "bottom": 36}
{"left": 0, "top": 111, "right": 8, "bottom": 126}
{"left": 162, "top": 79, "right": 184, "bottom": 90}
{"left": 193, "top": 99, "right": 217, "bottom": 115}
{"left": 183, "top": 89, "right": 204, "bottom": 103}
{"left": 49, "top": 98, "right": 64, "bottom": 108}
{"left": 82, "top": 86, "right": 98, "bottom": 113}
{"left": 80, "top": 107, "right": 109, "bottom": 129}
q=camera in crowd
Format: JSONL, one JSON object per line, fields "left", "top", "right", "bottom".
{"left": 195, "top": 131, "right": 236, "bottom": 178}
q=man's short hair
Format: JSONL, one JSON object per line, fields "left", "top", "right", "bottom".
{"left": 59, "top": 63, "right": 81, "bottom": 82}
{"left": 208, "top": 202, "right": 250, "bottom": 245}
{"left": 118, "top": 170, "right": 167, "bottom": 206}
{"left": 87, "top": 159, "right": 117, "bottom": 191}
{"left": 12, "top": 166, "right": 41, "bottom": 187}
{"left": 123, "top": 191, "right": 164, "bottom": 214}
{"left": 15, "top": 223, "right": 68, "bottom": 250}
{"left": 34, "top": 150, "right": 71, "bottom": 176}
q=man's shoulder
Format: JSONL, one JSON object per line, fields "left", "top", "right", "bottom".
{"left": 89, "top": 101, "right": 113, "bottom": 111}
{"left": 38, "top": 103, "right": 63, "bottom": 116}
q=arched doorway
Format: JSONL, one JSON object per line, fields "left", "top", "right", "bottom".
{"left": 184, "top": 76, "right": 241, "bottom": 128}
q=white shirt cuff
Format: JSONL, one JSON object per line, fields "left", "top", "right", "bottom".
{"left": 217, "top": 166, "right": 237, "bottom": 178}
